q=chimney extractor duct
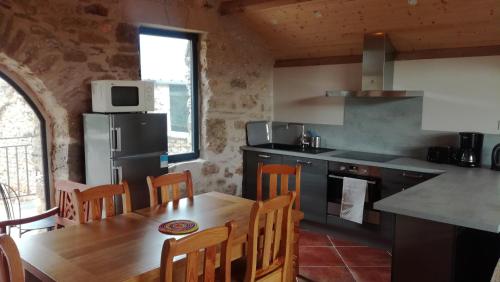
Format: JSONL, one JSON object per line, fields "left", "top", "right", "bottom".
{"left": 326, "top": 33, "right": 423, "bottom": 98}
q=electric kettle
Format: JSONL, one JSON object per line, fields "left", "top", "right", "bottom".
{"left": 492, "top": 144, "right": 500, "bottom": 171}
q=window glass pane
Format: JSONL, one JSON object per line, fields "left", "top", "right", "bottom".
{"left": 139, "top": 33, "right": 194, "bottom": 156}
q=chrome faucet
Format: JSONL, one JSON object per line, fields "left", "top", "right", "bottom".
{"left": 288, "top": 123, "right": 309, "bottom": 148}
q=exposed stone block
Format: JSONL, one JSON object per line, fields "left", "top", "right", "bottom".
{"left": 115, "top": 23, "right": 137, "bottom": 44}
{"left": 83, "top": 4, "right": 108, "bottom": 17}
{"left": 78, "top": 31, "right": 110, "bottom": 44}
{"left": 63, "top": 49, "right": 87, "bottom": 62}
{"left": 5, "top": 29, "right": 25, "bottom": 56}
{"left": 87, "top": 62, "right": 105, "bottom": 72}
{"left": 30, "top": 54, "right": 59, "bottom": 74}
{"left": 108, "top": 54, "right": 139, "bottom": 69}
{"left": 224, "top": 167, "right": 233, "bottom": 178}
{"left": 230, "top": 78, "right": 247, "bottom": 89}
{"left": 234, "top": 120, "right": 245, "bottom": 129}
{"left": 206, "top": 118, "right": 227, "bottom": 154}
{"left": 202, "top": 162, "right": 220, "bottom": 176}
{"left": 225, "top": 184, "right": 237, "bottom": 195}
{"left": 235, "top": 166, "right": 243, "bottom": 175}
{"left": 216, "top": 178, "right": 226, "bottom": 186}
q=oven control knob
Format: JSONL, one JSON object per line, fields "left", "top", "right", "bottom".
{"left": 360, "top": 168, "right": 368, "bottom": 174}
{"left": 340, "top": 166, "right": 346, "bottom": 171}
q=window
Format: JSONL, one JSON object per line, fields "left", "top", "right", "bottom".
{"left": 139, "top": 27, "right": 199, "bottom": 162}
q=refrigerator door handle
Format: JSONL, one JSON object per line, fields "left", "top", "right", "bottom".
{"left": 112, "top": 166, "right": 123, "bottom": 184}
{"left": 111, "top": 127, "right": 122, "bottom": 152}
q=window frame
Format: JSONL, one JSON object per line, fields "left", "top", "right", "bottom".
{"left": 139, "top": 27, "right": 200, "bottom": 163}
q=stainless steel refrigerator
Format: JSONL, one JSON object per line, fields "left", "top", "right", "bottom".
{"left": 83, "top": 113, "right": 168, "bottom": 211}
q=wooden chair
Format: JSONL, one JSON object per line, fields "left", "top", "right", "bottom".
{"left": 257, "top": 163, "right": 301, "bottom": 210}
{"left": 73, "top": 182, "right": 132, "bottom": 224}
{"left": 160, "top": 221, "right": 235, "bottom": 282}
{"left": 0, "top": 182, "right": 59, "bottom": 236}
{"left": 245, "top": 193, "right": 296, "bottom": 282}
{"left": 146, "top": 170, "right": 193, "bottom": 207}
{"left": 0, "top": 234, "right": 24, "bottom": 282}
{"left": 55, "top": 180, "right": 93, "bottom": 226}
{"left": 257, "top": 163, "right": 303, "bottom": 280}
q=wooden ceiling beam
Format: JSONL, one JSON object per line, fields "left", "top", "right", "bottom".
{"left": 219, "top": 0, "right": 315, "bottom": 15}
{"left": 274, "top": 45, "right": 500, "bottom": 67}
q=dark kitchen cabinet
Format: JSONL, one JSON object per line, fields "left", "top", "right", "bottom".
{"left": 392, "top": 215, "right": 500, "bottom": 282}
{"left": 242, "top": 151, "right": 328, "bottom": 224}
{"left": 380, "top": 168, "right": 437, "bottom": 198}
{"left": 242, "top": 151, "right": 282, "bottom": 200}
{"left": 282, "top": 156, "right": 328, "bottom": 224}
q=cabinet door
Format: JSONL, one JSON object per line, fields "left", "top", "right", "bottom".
{"left": 283, "top": 156, "right": 328, "bottom": 224}
{"left": 381, "top": 169, "right": 437, "bottom": 198}
{"left": 242, "top": 151, "right": 282, "bottom": 200}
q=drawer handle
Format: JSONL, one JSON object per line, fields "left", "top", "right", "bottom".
{"left": 257, "top": 154, "right": 271, "bottom": 159}
{"left": 296, "top": 160, "right": 312, "bottom": 166}
{"left": 402, "top": 172, "right": 423, "bottom": 179}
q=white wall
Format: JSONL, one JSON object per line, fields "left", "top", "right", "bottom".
{"left": 393, "top": 56, "right": 500, "bottom": 134}
{"left": 273, "top": 56, "right": 500, "bottom": 134}
{"left": 273, "top": 64, "right": 361, "bottom": 125}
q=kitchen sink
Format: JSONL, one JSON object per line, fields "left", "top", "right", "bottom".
{"left": 252, "top": 143, "right": 335, "bottom": 154}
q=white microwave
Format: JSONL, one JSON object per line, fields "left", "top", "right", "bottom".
{"left": 91, "top": 80, "right": 155, "bottom": 113}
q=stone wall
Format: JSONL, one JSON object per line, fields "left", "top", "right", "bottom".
{"left": 0, "top": 0, "right": 273, "bottom": 200}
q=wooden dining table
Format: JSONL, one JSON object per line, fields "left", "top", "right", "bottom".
{"left": 17, "top": 192, "right": 303, "bottom": 282}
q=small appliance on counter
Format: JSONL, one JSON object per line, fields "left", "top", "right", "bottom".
{"left": 491, "top": 143, "right": 500, "bottom": 171}
{"left": 427, "top": 146, "right": 456, "bottom": 164}
{"left": 457, "top": 132, "right": 484, "bottom": 167}
{"left": 310, "top": 136, "right": 321, "bottom": 148}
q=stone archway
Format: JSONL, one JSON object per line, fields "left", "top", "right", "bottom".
{"left": 0, "top": 53, "right": 70, "bottom": 206}
{"left": 0, "top": 72, "right": 49, "bottom": 214}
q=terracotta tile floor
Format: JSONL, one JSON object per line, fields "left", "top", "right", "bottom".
{"left": 298, "top": 229, "right": 391, "bottom": 282}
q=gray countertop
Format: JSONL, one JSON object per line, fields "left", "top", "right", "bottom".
{"left": 241, "top": 145, "right": 500, "bottom": 233}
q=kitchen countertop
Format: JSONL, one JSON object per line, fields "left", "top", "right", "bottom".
{"left": 241, "top": 145, "right": 500, "bottom": 233}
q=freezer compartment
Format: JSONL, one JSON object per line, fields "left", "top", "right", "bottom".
{"left": 113, "top": 153, "right": 168, "bottom": 211}
{"left": 110, "top": 113, "right": 168, "bottom": 159}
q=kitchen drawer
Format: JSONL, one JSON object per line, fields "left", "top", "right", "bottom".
{"left": 282, "top": 155, "right": 327, "bottom": 175}
{"left": 381, "top": 168, "right": 437, "bottom": 198}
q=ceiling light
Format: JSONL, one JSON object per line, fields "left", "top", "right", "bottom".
{"left": 408, "top": 0, "right": 418, "bottom": 6}
{"left": 313, "top": 10, "right": 322, "bottom": 18}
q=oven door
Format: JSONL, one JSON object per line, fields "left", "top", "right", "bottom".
{"left": 327, "top": 172, "right": 381, "bottom": 225}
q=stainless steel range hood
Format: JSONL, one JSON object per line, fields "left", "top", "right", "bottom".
{"left": 326, "top": 33, "right": 423, "bottom": 98}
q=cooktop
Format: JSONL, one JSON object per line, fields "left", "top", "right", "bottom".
{"left": 334, "top": 151, "right": 400, "bottom": 163}
{"left": 253, "top": 143, "right": 335, "bottom": 155}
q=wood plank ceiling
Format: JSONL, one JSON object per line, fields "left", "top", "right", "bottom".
{"left": 220, "top": 0, "right": 500, "bottom": 62}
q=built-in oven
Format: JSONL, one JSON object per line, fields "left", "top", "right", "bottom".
{"left": 327, "top": 162, "right": 382, "bottom": 225}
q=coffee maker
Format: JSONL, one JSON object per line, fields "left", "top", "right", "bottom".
{"left": 457, "top": 132, "right": 484, "bottom": 167}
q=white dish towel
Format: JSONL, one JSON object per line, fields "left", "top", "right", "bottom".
{"left": 340, "top": 177, "right": 367, "bottom": 224}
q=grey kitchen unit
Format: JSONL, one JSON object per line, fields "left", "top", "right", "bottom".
{"left": 282, "top": 155, "right": 327, "bottom": 224}
{"left": 242, "top": 150, "right": 328, "bottom": 224}
{"left": 242, "top": 147, "right": 438, "bottom": 246}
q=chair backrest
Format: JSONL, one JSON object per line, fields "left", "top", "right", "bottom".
{"left": 160, "top": 221, "right": 235, "bottom": 282}
{"left": 73, "top": 182, "right": 131, "bottom": 224}
{"left": 0, "top": 183, "right": 20, "bottom": 222}
{"left": 245, "top": 193, "right": 296, "bottom": 282}
{"left": 55, "top": 180, "right": 92, "bottom": 224}
{"left": 0, "top": 235, "right": 24, "bottom": 282}
{"left": 146, "top": 171, "right": 193, "bottom": 207}
{"left": 257, "top": 163, "right": 301, "bottom": 210}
